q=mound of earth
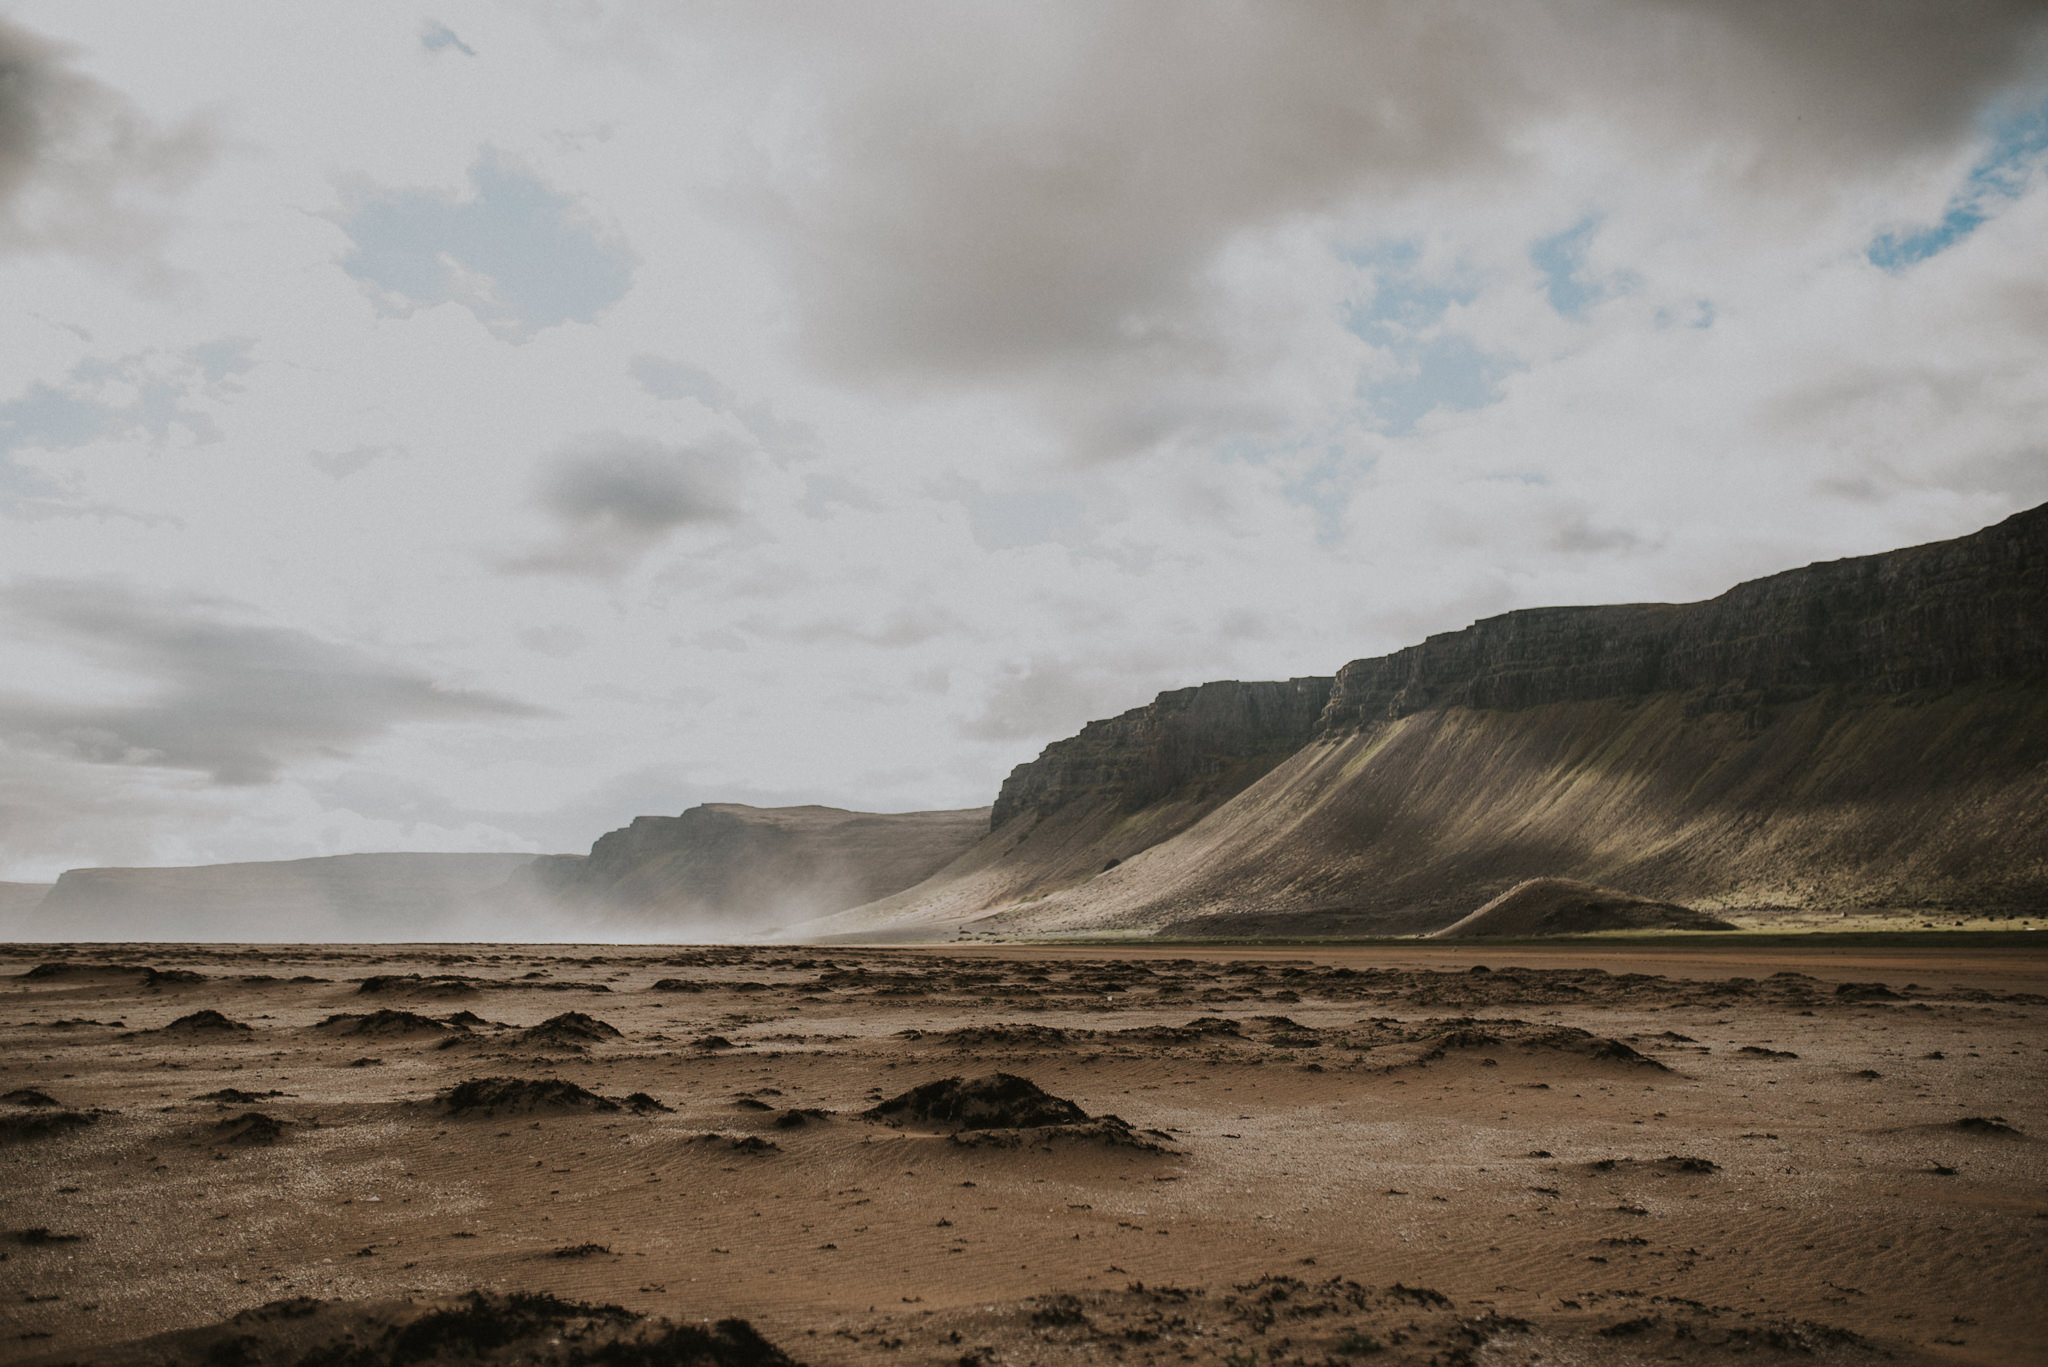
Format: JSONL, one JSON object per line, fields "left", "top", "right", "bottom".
{"left": 438, "top": 1077, "right": 621, "bottom": 1116}
{"left": 0, "top": 1109, "right": 96, "bottom": 1143}
{"left": 13, "top": 1290, "right": 798, "bottom": 1367}
{"left": 1431, "top": 878, "right": 1737, "bottom": 938}
{"left": 317, "top": 1009, "right": 450, "bottom": 1037}
{"left": 359, "top": 974, "right": 480, "bottom": 997}
{"left": 518, "top": 1012, "right": 623, "bottom": 1048}
{"left": 2, "top": 1088, "right": 60, "bottom": 1106}
{"left": 865, "top": 1073, "right": 1091, "bottom": 1130}
{"left": 155, "top": 1009, "right": 253, "bottom": 1035}
{"left": 212, "top": 1111, "right": 291, "bottom": 1145}
{"left": 193, "top": 1088, "right": 286, "bottom": 1104}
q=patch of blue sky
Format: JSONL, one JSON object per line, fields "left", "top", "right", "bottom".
{"left": 1869, "top": 94, "right": 2048, "bottom": 271}
{"left": 1339, "top": 238, "right": 1513, "bottom": 437}
{"left": 1360, "top": 333, "right": 1517, "bottom": 439}
{"left": 0, "top": 350, "right": 226, "bottom": 457}
{"left": 186, "top": 338, "right": 256, "bottom": 385}
{"left": 420, "top": 21, "right": 476, "bottom": 57}
{"left": 1278, "top": 443, "right": 1371, "bottom": 549}
{"left": 337, "top": 152, "right": 634, "bottom": 341}
{"left": 1529, "top": 215, "right": 1605, "bottom": 318}
{"left": 1341, "top": 239, "right": 1477, "bottom": 346}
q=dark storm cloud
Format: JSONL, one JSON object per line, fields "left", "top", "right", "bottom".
{"left": 750, "top": 1, "right": 2048, "bottom": 389}
{"left": 508, "top": 434, "right": 745, "bottom": 576}
{"left": 0, "top": 580, "right": 539, "bottom": 785}
{"left": 0, "top": 17, "right": 208, "bottom": 257}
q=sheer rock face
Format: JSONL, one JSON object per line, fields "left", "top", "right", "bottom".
{"left": 796, "top": 503, "right": 2048, "bottom": 940}
{"left": 1319, "top": 502, "right": 2048, "bottom": 731}
{"left": 989, "top": 677, "right": 1335, "bottom": 830}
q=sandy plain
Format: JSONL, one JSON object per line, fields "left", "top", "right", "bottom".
{"left": 1, "top": 939, "right": 2044, "bottom": 1366}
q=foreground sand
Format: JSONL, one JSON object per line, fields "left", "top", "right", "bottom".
{"left": 1, "top": 940, "right": 2043, "bottom": 1365}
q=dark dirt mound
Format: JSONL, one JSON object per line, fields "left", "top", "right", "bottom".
{"left": 32, "top": 1289, "right": 800, "bottom": 1367}
{"left": 193, "top": 1088, "right": 286, "bottom": 1104}
{"left": 0, "top": 1110, "right": 96, "bottom": 1143}
{"left": 318, "top": 1009, "right": 450, "bottom": 1037}
{"left": 692, "top": 1034, "right": 736, "bottom": 1050}
{"left": 439, "top": 1077, "right": 621, "bottom": 1117}
{"left": 624, "top": 1092, "right": 672, "bottom": 1114}
{"left": 865, "top": 1073, "right": 1091, "bottom": 1130}
{"left": 650, "top": 978, "right": 705, "bottom": 992}
{"left": 1589, "top": 1154, "right": 1721, "bottom": 1175}
{"left": 212, "top": 1111, "right": 291, "bottom": 1145}
{"left": 519, "top": 1012, "right": 623, "bottom": 1048}
{"left": 156, "top": 1009, "right": 252, "bottom": 1035}
{"left": 358, "top": 974, "right": 481, "bottom": 997}
{"left": 1334, "top": 1017, "right": 1669, "bottom": 1070}
{"left": 442, "top": 1010, "right": 494, "bottom": 1028}
{"left": 900, "top": 1023, "right": 1076, "bottom": 1048}
{"left": 772, "top": 1108, "right": 832, "bottom": 1129}
{"left": 1954, "top": 1116, "right": 2024, "bottom": 1137}
{"left": 1432, "top": 878, "right": 1737, "bottom": 938}
{"left": 2, "top": 1088, "right": 60, "bottom": 1107}
{"left": 686, "top": 1133, "right": 780, "bottom": 1154}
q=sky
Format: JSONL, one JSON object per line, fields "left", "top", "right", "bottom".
{"left": 0, "top": 2, "right": 2045, "bottom": 883}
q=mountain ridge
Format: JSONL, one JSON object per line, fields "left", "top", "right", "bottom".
{"left": 793, "top": 502, "right": 2048, "bottom": 941}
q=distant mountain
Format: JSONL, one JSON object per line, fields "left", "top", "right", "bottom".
{"left": 793, "top": 501, "right": 2048, "bottom": 940}
{"left": 517, "top": 803, "right": 990, "bottom": 938}
{"left": 17, "top": 853, "right": 542, "bottom": 943}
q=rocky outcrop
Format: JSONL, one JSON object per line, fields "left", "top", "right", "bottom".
{"left": 990, "top": 678, "right": 1334, "bottom": 829}
{"left": 785, "top": 680, "right": 1334, "bottom": 939}
{"left": 525, "top": 803, "right": 988, "bottom": 936}
{"left": 1319, "top": 502, "right": 2047, "bottom": 730}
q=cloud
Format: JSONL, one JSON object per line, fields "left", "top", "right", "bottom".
{"left": 733, "top": 1, "right": 2048, "bottom": 455}
{"left": 0, "top": 341, "right": 253, "bottom": 510}
{"left": 420, "top": 21, "right": 477, "bottom": 58}
{"left": 631, "top": 354, "right": 817, "bottom": 458}
{"left": 334, "top": 150, "right": 635, "bottom": 341}
{"left": 508, "top": 433, "right": 745, "bottom": 576}
{"left": 0, "top": 580, "right": 539, "bottom": 786}
{"left": 0, "top": 16, "right": 210, "bottom": 263}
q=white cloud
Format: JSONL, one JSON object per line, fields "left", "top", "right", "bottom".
{"left": 0, "top": 2, "right": 2040, "bottom": 887}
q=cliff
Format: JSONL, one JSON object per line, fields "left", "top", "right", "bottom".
{"left": 786, "top": 679, "right": 1332, "bottom": 939}
{"left": 523, "top": 803, "right": 989, "bottom": 937}
{"left": 988, "top": 677, "right": 1335, "bottom": 828}
{"left": 795, "top": 502, "right": 2048, "bottom": 941}
{"left": 1319, "top": 502, "right": 2047, "bottom": 728}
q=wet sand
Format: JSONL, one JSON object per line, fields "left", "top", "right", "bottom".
{"left": 2, "top": 940, "right": 2043, "bottom": 1365}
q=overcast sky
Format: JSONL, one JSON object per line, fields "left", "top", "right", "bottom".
{"left": 0, "top": 2, "right": 2044, "bottom": 881}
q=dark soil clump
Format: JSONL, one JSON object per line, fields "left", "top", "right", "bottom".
{"left": 439, "top": 1077, "right": 620, "bottom": 1116}
{"left": 67, "top": 1290, "right": 800, "bottom": 1367}
{"left": 519, "top": 1012, "right": 623, "bottom": 1048}
{"left": 1954, "top": 1116, "right": 2023, "bottom": 1136}
{"left": 157, "top": 1009, "right": 252, "bottom": 1035}
{"left": 865, "top": 1073, "right": 1091, "bottom": 1130}
{"left": 318, "top": 1009, "right": 450, "bottom": 1037}
{"left": 2, "top": 1088, "right": 60, "bottom": 1107}
{"left": 0, "top": 1109, "right": 97, "bottom": 1143}
{"left": 213, "top": 1111, "right": 291, "bottom": 1145}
